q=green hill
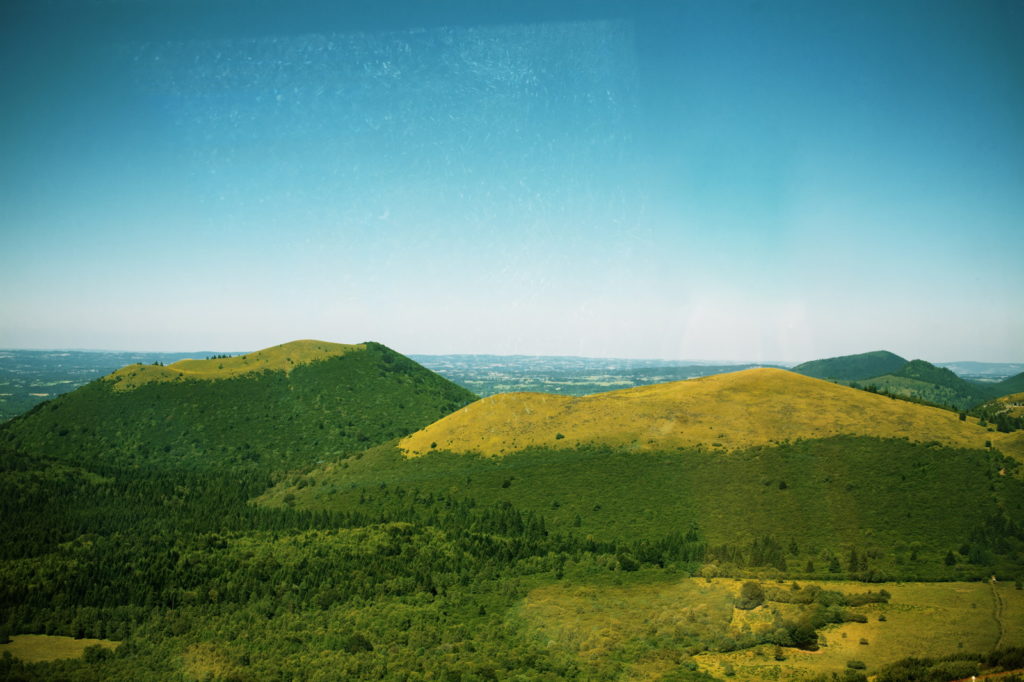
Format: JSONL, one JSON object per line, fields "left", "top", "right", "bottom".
{"left": 792, "top": 350, "right": 907, "bottom": 381}
{"left": 863, "top": 359, "right": 996, "bottom": 411}
{"left": 1, "top": 340, "right": 476, "bottom": 471}
{"left": 997, "top": 370, "right": 1024, "bottom": 395}
{"left": 892, "top": 359, "right": 977, "bottom": 390}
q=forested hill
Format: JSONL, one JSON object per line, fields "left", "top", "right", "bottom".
{"left": 892, "top": 359, "right": 985, "bottom": 393}
{"left": 998, "top": 371, "right": 1024, "bottom": 396}
{"left": 792, "top": 350, "right": 907, "bottom": 381}
{"left": 0, "top": 340, "right": 477, "bottom": 471}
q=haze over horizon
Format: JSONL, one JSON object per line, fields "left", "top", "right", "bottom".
{"left": 2, "top": 0, "right": 1022, "bottom": 363}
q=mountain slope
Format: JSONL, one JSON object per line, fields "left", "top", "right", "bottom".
{"left": 268, "top": 367, "right": 1024, "bottom": 578}
{"left": 398, "top": 368, "right": 995, "bottom": 458}
{"left": 864, "top": 359, "right": 996, "bottom": 411}
{"left": 792, "top": 350, "right": 907, "bottom": 381}
{"left": 998, "top": 371, "right": 1024, "bottom": 396}
{"left": 2, "top": 340, "right": 477, "bottom": 470}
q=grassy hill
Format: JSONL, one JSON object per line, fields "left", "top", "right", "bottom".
{"left": 792, "top": 351, "right": 907, "bottom": 381}
{"left": 1, "top": 340, "right": 476, "bottom": 471}
{"left": 397, "top": 368, "right": 996, "bottom": 457}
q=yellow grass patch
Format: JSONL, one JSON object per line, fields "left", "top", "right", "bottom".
{"left": 103, "top": 340, "right": 365, "bottom": 391}
{"left": 400, "top": 368, "right": 998, "bottom": 457}
{"left": 697, "top": 580, "right": 1020, "bottom": 680}
{"left": 0, "top": 634, "right": 119, "bottom": 662}
{"left": 520, "top": 577, "right": 1024, "bottom": 681}
{"left": 519, "top": 578, "right": 735, "bottom": 679}
{"left": 181, "top": 642, "right": 242, "bottom": 681}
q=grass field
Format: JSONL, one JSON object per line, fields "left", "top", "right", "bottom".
{"left": 399, "top": 368, "right": 1000, "bottom": 457}
{"left": 518, "top": 572, "right": 735, "bottom": 679}
{"left": 104, "top": 339, "right": 365, "bottom": 390}
{"left": 517, "top": 575, "right": 1024, "bottom": 680}
{"left": 0, "top": 634, "right": 119, "bottom": 662}
{"left": 696, "top": 580, "right": 1023, "bottom": 680}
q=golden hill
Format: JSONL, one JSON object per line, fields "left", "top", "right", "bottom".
{"left": 103, "top": 340, "right": 365, "bottom": 391}
{"left": 400, "top": 367, "right": 1011, "bottom": 458}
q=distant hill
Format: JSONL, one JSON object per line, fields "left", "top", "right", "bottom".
{"left": 997, "top": 371, "right": 1024, "bottom": 395}
{"left": 937, "top": 361, "right": 1024, "bottom": 381}
{"left": 892, "top": 359, "right": 976, "bottom": 389}
{"left": 792, "top": 350, "right": 907, "bottom": 381}
{"left": 397, "top": 368, "right": 993, "bottom": 457}
{"left": 863, "top": 359, "right": 996, "bottom": 411}
{"left": 1, "top": 340, "right": 477, "bottom": 471}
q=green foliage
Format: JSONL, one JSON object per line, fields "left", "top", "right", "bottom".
{"left": 280, "top": 436, "right": 1024, "bottom": 581}
{"left": 736, "top": 581, "right": 765, "bottom": 609}
{"left": 871, "top": 648, "right": 1024, "bottom": 681}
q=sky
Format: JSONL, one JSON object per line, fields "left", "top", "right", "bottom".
{"left": 1, "top": 0, "right": 1022, "bottom": 362}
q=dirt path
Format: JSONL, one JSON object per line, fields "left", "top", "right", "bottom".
{"left": 990, "top": 579, "right": 1005, "bottom": 650}
{"left": 952, "top": 669, "right": 1024, "bottom": 681}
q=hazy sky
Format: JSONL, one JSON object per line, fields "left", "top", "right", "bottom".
{"left": 1, "top": 0, "right": 1022, "bottom": 362}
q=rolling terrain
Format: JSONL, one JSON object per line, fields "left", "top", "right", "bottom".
{"left": 268, "top": 367, "right": 1024, "bottom": 581}
{"left": 2, "top": 342, "right": 1023, "bottom": 680}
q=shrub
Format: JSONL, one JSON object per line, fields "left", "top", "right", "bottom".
{"left": 847, "top": 660, "right": 866, "bottom": 670}
{"left": 736, "top": 581, "right": 765, "bottom": 610}
{"left": 83, "top": 645, "right": 113, "bottom": 663}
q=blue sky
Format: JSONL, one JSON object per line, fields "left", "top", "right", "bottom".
{"left": 1, "top": 0, "right": 1021, "bottom": 362}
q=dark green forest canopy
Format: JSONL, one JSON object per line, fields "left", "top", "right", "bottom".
{"left": 267, "top": 436, "right": 1024, "bottom": 581}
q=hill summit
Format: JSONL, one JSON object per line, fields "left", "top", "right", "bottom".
{"left": 399, "top": 367, "right": 995, "bottom": 457}
{"left": 792, "top": 350, "right": 907, "bottom": 381}
{"left": 5, "top": 340, "right": 477, "bottom": 470}
{"left": 104, "top": 339, "right": 364, "bottom": 390}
